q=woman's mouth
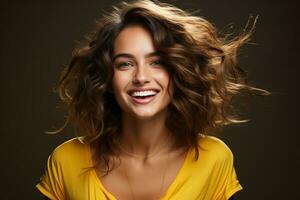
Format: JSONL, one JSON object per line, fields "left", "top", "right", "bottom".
{"left": 128, "top": 89, "right": 159, "bottom": 104}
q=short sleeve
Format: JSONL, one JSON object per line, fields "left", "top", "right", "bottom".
{"left": 208, "top": 137, "right": 243, "bottom": 200}
{"left": 221, "top": 148, "right": 243, "bottom": 199}
{"left": 36, "top": 151, "right": 65, "bottom": 200}
{"left": 224, "top": 161, "right": 243, "bottom": 199}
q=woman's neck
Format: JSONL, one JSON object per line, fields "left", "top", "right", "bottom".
{"left": 118, "top": 112, "right": 174, "bottom": 160}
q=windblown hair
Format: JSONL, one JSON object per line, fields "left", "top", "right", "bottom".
{"left": 51, "top": 0, "right": 270, "bottom": 175}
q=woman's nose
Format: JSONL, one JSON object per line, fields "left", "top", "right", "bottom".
{"left": 132, "top": 65, "right": 151, "bottom": 85}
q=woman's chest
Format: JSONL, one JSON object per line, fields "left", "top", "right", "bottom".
{"left": 97, "top": 151, "right": 188, "bottom": 200}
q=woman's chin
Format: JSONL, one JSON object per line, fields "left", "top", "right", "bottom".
{"left": 127, "top": 108, "right": 166, "bottom": 121}
{"left": 130, "top": 112, "right": 157, "bottom": 120}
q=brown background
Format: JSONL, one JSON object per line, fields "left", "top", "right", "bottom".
{"left": 0, "top": 0, "right": 299, "bottom": 199}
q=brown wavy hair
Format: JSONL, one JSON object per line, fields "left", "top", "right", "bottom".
{"left": 49, "top": 0, "right": 270, "bottom": 175}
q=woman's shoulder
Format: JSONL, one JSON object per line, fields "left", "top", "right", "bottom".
{"left": 196, "top": 134, "right": 234, "bottom": 161}
{"left": 50, "top": 136, "right": 90, "bottom": 164}
{"left": 53, "top": 136, "right": 87, "bottom": 153}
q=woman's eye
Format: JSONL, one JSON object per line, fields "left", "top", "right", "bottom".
{"left": 151, "top": 60, "right": 163, "bottom": 67}
{"left": 116, "top": 62, "right": 132, "bottom": 69}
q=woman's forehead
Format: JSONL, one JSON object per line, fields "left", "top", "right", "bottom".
{"left": 113, "top": 25, "right": 156, "bottom": 58}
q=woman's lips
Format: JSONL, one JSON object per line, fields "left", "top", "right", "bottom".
{"left": 129, "top": 93, "right": 158, "bottom": 104}
{"left": 127, "top": 89, "right": 160, "bottom": 96}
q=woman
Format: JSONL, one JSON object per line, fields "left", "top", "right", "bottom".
{"left": 36, "top": 0, "right": 269, "bottom": 199}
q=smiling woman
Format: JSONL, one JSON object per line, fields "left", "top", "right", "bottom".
{"left": 36, "top": 0, "right": 269, "bottom": 200}
{"left": 112, "top": 26, "right": 172, "bottom": 120}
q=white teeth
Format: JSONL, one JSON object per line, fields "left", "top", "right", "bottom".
{"left": 131, "top": 90, "right": 158, "bottom": 97}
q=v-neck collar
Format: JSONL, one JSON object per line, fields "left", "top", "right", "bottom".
{"left": 159, "top": 148, "right": 191, "bottom": 199}
{"left": 87, "top": 143, "right": 192, "bottom": 200}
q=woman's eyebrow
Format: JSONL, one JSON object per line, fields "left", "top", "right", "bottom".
{"left": 112, "top": 51, "right": 160, "bottom": 61}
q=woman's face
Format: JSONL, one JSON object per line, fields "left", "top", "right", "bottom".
{"left": 111, "top": 25, "right": 173, "bottom": 120}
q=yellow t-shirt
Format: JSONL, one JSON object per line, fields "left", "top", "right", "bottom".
{"left": 36, "top": 135, "right": 243, "bottom": 200}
